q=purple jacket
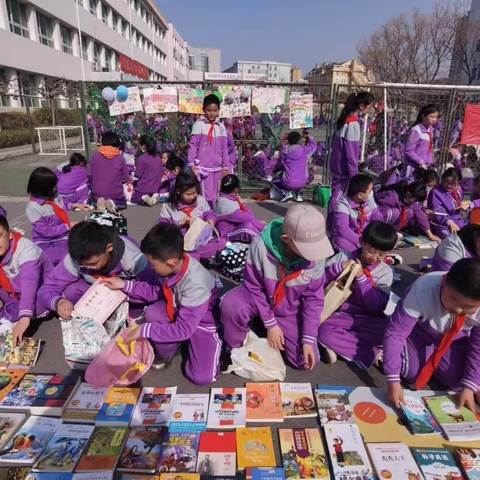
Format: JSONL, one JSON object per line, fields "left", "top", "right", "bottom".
{"left": 405, "top": 124, "right": 434, "bottom": 167}
{"left": 57, "top": 166, "right": 90, "bottom": 210}
{"left": 431, "top": 233, "right": 473, "bottom": 272}
{"left": 330, "top": 116, "right": 360, "bottom": 180}
{"left": 0, "top": 206, "right": 6, "bottom": 218}
{"left": 133, "top": 153, "right": 164, "bottom": 197}
{"left": 279, "top": 137, "right": 317, "bottom": 190}
{"left": 227, "top": 129, "right": 237, "bottom": 170}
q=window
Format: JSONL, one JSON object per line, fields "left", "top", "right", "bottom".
{"left": 101, "top": 3, "right": 109, "bottom": 24}
{"left": 112, "top": 12, "right": 118, "bottom": 30}
{"left": 37, "top": 13, "right": 54, "bottom": 48}
{"left": 61, "top": 25, "right": 73, "bottom": 54}
{"left": 93, "top": 42, "right": 101, "bottom": 69}
{"left": 81, "top": 35, "right": 89, "bottom": 60}
{"left": 7, "top": 0, "right": 29, "bottom": 38}
{"left": 21, "top": 74, "right": 40, "bottom": 108}
{"left": 89, "top": 0, "right": 97, "bottom": 15}
{"left": 122, "top": 20, "right": 128, "bottom": 37}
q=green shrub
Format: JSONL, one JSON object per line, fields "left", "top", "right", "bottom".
{"left": 31, "top": 108, "right": 52, "bottom": 126}
{"left": 0, "top": 112, "right": 30, "bottom": 130}
{"left": 0, "top": 128, "right": 36, "bottom": 149}
{"left": 57, "top": 109, "right": 82, "bottom": 125}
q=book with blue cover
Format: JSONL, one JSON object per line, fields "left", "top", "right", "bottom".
{"left": 400, "top": 395, "right": 441, "bottom": 435}
{"left": 95, "top": 387, "right": 140, "bottom": 427}
{"left": 251, "top": 468, "right": 286, "bottom": 480}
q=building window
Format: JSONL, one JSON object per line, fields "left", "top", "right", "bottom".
{"left": 7, "top": 0, "right": 29, "bottom": 38}
{"left": 37, "top": 13, "right": 54, "bottom": 48}
{"left": 112, "top": 12, "right": 118, "bottom": 30}
{"left": 81, "top": 35, "right": 89, "bottom": 60}
{"left": 93, "top": 42, "right": 101, "bottom": 70}
{"left": 61, "top": 25, "right": 73, "bottom": 54}
{"left": 122, "top": 20, "right": 128, "bottom": 37}
{"left": 21, "top": 74, "right": 40, "bottom": 108}
{"left": 89, "top": 0, "right": 97, "bottom": 15}
{"left": 101, "top": 3, "right": 109, "bottom": 24}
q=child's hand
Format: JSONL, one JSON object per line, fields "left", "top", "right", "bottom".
{"left": 303, "top": 344, "right": 316, "bottom": 370}
{"left": 457, "top": 387, "right": 477, "bottom": 413}
{"left": 342, "top": 260, "right": 355, "bottom": 271}
{"left": 388, "top": 382, "right": 405, "bottom": 408}
{"left": 101, "top": 277, "right": 126, "bottom": 291}
{"left": 448, "top": 220, "right": 460, "bottom": 234}
{"left": 222, "top": 168, "right": 230, "bottom": 177}
{"left": 12, "top": 317, "right": 30, "bottom": 346}
{"left": 267, "top": 326, "right": 285, "bottom": 351}
{"left": 57, "top": 299, "right": 74, "bottom": 320}
{"left": 426, "top": 230, "right": 441, "bottom": 243}
{"left": 461, "top": 200, "right": 472, "bottom": 211}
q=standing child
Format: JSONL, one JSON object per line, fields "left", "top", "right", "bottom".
{"left": 56, "top": 153, "right": 90, "bottom": 211}
{"left": 26, "top": 167, "right": 71, "bottom": 267}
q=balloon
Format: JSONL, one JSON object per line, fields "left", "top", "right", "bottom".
{"left": 101, "top": 87, "right": 115, "bottom": 103}
{"left": 116, "top": 85, "right": 129, "bottom": 102}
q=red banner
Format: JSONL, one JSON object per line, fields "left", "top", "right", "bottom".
{"left": 119, "top": 54, "right": 149, "bottom": 80}
{"left": 460, "top": 103, "right": 480, "bottom": 145}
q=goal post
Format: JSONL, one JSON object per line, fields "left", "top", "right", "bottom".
{"left": 36, "top": 126, "right": 85, "bottom": 155}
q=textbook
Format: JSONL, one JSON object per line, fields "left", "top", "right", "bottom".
{"left": 63, "top": 383, "right": 108, "bottom": 424}
{"left": 454, "top": 447, "right": 480, "bottom": 480}
{"left": 207, "top": 388, "right": 246, "bottom": 429}
{"left": 0, "top": 333, "right": 41, "bottom": 367}
{"left": 400, "top": 395, "right": 441, "bottom": 435}
{"left": 95, "top": 386, "right": 141, "bottom": 427}
{"left": 0, "top": 412, "right": 26, "bottom": 450}
{"left": 246, "top": 382, "right": 283, "bottom": 423}
{"left": 158, "top": 432, "right": 200, "bottom": 473}
{"left": 196, "top": 431, "right": 237, "bottom": 476}
{"left": 236, "top": 427, "right": 275, "bottom": 470}
{"left": 412, "top": 447, "right": 463, "bottom": 480}
{"left": 131, "top": 386, "right": 177, "bottom": 427}
{"left": 168, "top": 393, "right": 209, "bottom": 432}
{"left": 250, "top": 469, "right": 286, "bottom": 480}
{"left": 280, "top": 383, "right": 316, "bottom": 418}
{"left": 0, "top": 368, "right": 27, "bottom": 402}
{"left": 73, "top": 474, "right": 113, "bottom": 480}
{"left": 367, "top": 443, "right": 423, "bottom": 480}
{"left": 159, "top": 475, "right": 200, "bottom": 480}
{"left": 314, "top": 385, "right": 354, "bottom": 426}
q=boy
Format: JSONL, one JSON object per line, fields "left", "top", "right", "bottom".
{"left": 385, "top": 258, "right": 480, "bottom": 413}
{"left": 220, "top": 204, "right": 333, "bottom": 370}
{"left": 188, "top": 94, "right": 229, "bottom": 205}
{"left": 102, "top": 223, "right": 221, "bottom": 386}
{"left": 318, "top": 221, "right": 396, "bottom": 366}
{"left": 0, "top": 215, "right": 52, "bottom": 345}
{"left": 38, "top": 221, "right": 148, "bottom": 320}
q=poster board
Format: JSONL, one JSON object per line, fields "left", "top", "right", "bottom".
{"left": 218, "top": 85, "right": 251, "bottom": 118}
{"left": 108, "top": 86, "right": 143, "bottom": 116}
{"left": 142, "top": 86, "right": 178, "bottom": 114}
{"left": 251, "top": 87, "right": 286, "bottom": 114}
{"left": 178, "top": 87, "right": 205, "bottom": 114}
{"left": 289, "top": 92, "right": 313, "bottom": 129}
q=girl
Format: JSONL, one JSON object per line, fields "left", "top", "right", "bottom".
{"left": 215, "top": 174, "right": 265, "bottom": 243}
{"left": 26, "top": 167, "right": 71, "bottom": 266}
{"left": 56, "top": 153, "right": 90, "bottom": 211}
{"left": 158, "top": 153, "right": 184, "bottom": 203}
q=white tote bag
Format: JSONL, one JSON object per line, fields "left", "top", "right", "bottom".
{"left": 183, "top": 217, "right": 214, "bottom": 252}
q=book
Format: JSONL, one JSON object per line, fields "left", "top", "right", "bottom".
{"left": 158, "top": 432, "right": 200, "bottom": 473}
{"left": 63, "top": 383, "right": 108, "bottom": 424}
{"left": 402, "top": 234, "right": 437, "bottom": 249}
{"left": 117, "top": 426, "right": 167, "bottom": 474}
{"left": 367, "top": 442, "right": 423, "bottom": 480}
{"left": 250, "top": 469, "right": 286, "bottom": 480}
{"left": 207, "top": 388, "right": 246, "bottom": 429}
{"left": 246, "top": 383, "right": 283, "bottom": 423}
{"left": 0, "top": 368, "right": 27, "bottom": 401}
{"left": 236, "top": 427, "right": 275, "bottom": 470}
{"left": 73, "top": 474, "right": 114, "bottom": 480}
{"left": 400, "top": 395, "right": 441, "bottom": 435}
{"left": 196, "top": 431, "right": 236, "bottom": 476}
{"left": 412, "top": 447, "right": 464, "bottom": 480}
{"left": 323, "top": 423, "right": 374, "bottom": 480}
{"left": 0, "top": 412, "right": 26, "bottom": 450}
{"left": 131, "top": 386, "right": 177, "bottom": 427}
{"left": 95, "top": 386, "right": 141, "bottom": 427}
{"left": 314, "top": 385, "right": 354, "bottom": 426}
{"left": 280, "top": 383, "right": 316, "bottom": 418}
{"left": 278, "top": 428, "right": 329, "bottom": 480}
{"left": 75, "top": 426, "right": 128, "bottom": 472}
{"left": 26, "top": 473, "right": 73, "bottom": 480}
{"left": 455, "top": 447, "right": 480, "bottom": 480}
{"left": 159, "top": 475, "right": 199, "bottom": 480}
{"left": 424, "top": 395, "right": 480, "bottom": 441}
{"left": 0, "top": 415, "right": 62, "bottom": 465}
{"left": 168, "top": 393, "right": 209, "bottom": 432}
{"left": 33, "top": 423, "right": 94, "bottom": 473}
{"left": 0, "top": 332, "right": 41, "bottom": 367}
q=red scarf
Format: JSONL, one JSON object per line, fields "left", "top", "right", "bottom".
{"left": 45, "top": 200, "right": 70, "bottom": 227}
{"left": 398, "top": 206, "right": 408, "bottom": 230}
{"left": 451, "top": 189, "right": 462, "bottom": 209}
{"left": 207, "top": 121, "right": 216, "bottom": 145}
{"left": 236, "top": 196, "right": 247, "bottom": 212}
{"left": 355, "top": 205, "right": 368, "bottom": 234}
{"left": 0, "top": 232, "right": 22, "bottom": 296}
{"left": 162, "top": 255, "right": 190, "bottom": 322}
{"left": 180, "top": 206, "right": 196, "bottom": 219}
{"left": 272, "top": 265, "right": 303, "bottom": 308}
{"left": 362, "top": 268, "right": 376, "bottom": 287}
{"left": 427, "top": 129, "right": 433, "bottom": 152}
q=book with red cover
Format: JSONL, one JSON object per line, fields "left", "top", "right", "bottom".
{"left": 196, "top": 431, "right": 236, "bottom": 476}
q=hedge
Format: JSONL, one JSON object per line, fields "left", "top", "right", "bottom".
{"left": 0, "top": 128, "right": 35, "bottom": 149}
{"left": 0, "top": 109, "right": 82, "bottom": 130}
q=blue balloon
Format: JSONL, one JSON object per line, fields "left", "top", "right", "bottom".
{"left": 116, "top": 85, "right": 129, "bottom": 102}
{"left": 101, "top": 87, "right": 115, "bottom": 103}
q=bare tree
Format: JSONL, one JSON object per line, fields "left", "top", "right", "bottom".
{"left": 35, "top": 77, "right": 67, "bottom": 126}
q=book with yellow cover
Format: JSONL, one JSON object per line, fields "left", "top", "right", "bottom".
{"left": 0, "top": 368, "right": 26, "bottom": 402}
{"left": 96, "top": 387, "right": 141, "bottom": 427}
{"left": 159, "top": 474, "right": 199, "bottom": 480}
{"left": 246, "top": 383, "right": 283, "bottom": 423}
{"left": 236, "top": 427, "right": 276, "bottom": 470}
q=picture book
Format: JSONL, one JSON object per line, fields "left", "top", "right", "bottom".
{"left": 207, "top": 388, "right": 246, "bottom": 429}
{"left": 278, "top": 428, "right": 329, "bottom": 480}
{"left": 0, "top": 415, "right": 62, "bottom": 465}
{"left": 280, "top": 383, "right": 316, "bottom": 418}
{"left": 168, "top": 393, "right": 209, "bottom": 432}
{"left": 117, "top": 427, "right": 167, "bottom": 474}
{"left": 63, "top": 383, "right": 108, "bottom": 424}
{"left": 412, "top": 447, "right": 464, "bottom": 480}
{"left": 26, "top": 473, "right": 73, "bottom": 480}
{"left": 96, "top": 387, "right": 141, "bottom": 427}
{"left": 0, "top": 333, "right": 41, "bottom": 367}
{"left": 314, "top": 385, "right": 354, "bottom": 426}
{"left": 0, "top": 368, "right": 26, "bottom": 401}
{"left": 246, "top": 383, "right": 283, "bottom": 423}
{"left": 0, "top": 374, "right": 52, "bottom": 409}
{"left": 131, "top": 386, "right": 177, "bottom": 427}
{"left": 323, "top": 423, "right": 374, "bottom": 480}
{"left": 196, "top": 431, "right": 236, "bottom": 476}
{"left": 367, "top": 443, "right": 423, "bottom": 480}
{"left": 159, "top": 475, "right": 200, "bottom": 480}
{"left": 455, "top": 447, "right": 480, "bottom": 480}
{"left": 0, "top": 412, "right": 26, "bottom": 450}
{"left": 250, "top": 468, "right": 286, "bottom": 480}
{"left": 30, "top": 374, "right": 80, "bottom": 416}
{"left": 33, "top": 423, "right": 94, "bottom": 472}
{"left": 236, "top": 427, "right": 275, "bottom": 470}
{"left": 400, "top": 395, "right": 441, "bottom": 435}
{"left": 75, "top": 426, "right": 128, "bottom": 472}
{"left": 73, "top": 473, "right": 114, "bottom": 480}
{"left": 402, "top": 234, "right": 438, "bottom": 249}
{"left": 158, "top": 432, "right": 200, "bottom": 473}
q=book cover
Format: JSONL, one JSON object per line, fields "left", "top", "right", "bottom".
{"left": 314, "top": 385, "right": 354, "bottom": 426}
{"left": 96, "top": 387, "right": 141, "bottom": 426}
{"left": 168, "top": 393, "right": 209, "bottom": 432}
{"left": 278, "top": 428, "right": 329, "bottom": 480}
{"left": 367, "top": 443, "right": 423, "bottom": 480}
{"left": 26, "top": 473, "right": 73, "bottom": 480}
{"left": 280, "top": 383, "right": 316, "bottom": 419}
{"left": 76, "top": 426, "right": 128, "bottom": 472}
{"left": 0, "top": 333, "right": 41, "bottom": 367}
{"left": 0, "top": 373, "right": 52, "bottom": 409}
{"left": 323, "top": 423, "right": 374, "bottom": 480}
{"left": 0, "top": 368, "right": 27, "bottom": 402}
{"left": 246, "top": 383, "right": 283, "bottom": 423}
{"left": 400, "top": 395, "right": 441, "bottom": 435}
{"left": 131, "top": 386, "right": 177, "bottom": 427}
{"left": 33, "top": 423, "right": 94, "bottom": 472}
{"left": 160, "top": 475, "right": 199, "bottom": 480}
{"left": 236, "top": 427, "right": 275, "bottom": 470}
{"left": 63, "top": 383, "right": 108, "bottom": 424}
{"left": 196, "top": 431, "right": 236, "bottom": 476}
{"left": 251, "top": 469, "right": 286, "bottom": 480}
{"left": 73, "top": 474, "right": 114, "bottom": 480}
{"left": 455, "top": 448, "right": 480, "bottom": 480}
{"left": 0, "top": 412, "right": 26, "bottom": 450}
{"left": 412, "top": 447, "right": 464, "bottom": 480}
{"left": 158, "top": 432, "right": 200, "bottom": 473}
{"left": 207, "top": 388, "right": 246, "bottom": 429}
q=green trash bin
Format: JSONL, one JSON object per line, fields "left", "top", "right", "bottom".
{"left": 312, "top": 185, "right": 331, "bottom": 208}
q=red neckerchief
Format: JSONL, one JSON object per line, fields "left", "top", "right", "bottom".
{"left": 427, "top": 128, "right": 433, "bottom": 152}
{"left": 180, "top": 206, "right": 196, "bottom": 218}
{"left": 362, "top": 268, "right": 376, "bottom": 287}
{"left": 355, "top": 204, "right": 368, "bottom": 234}
{"left": 398, "top": 206, "right": 408, "bottom": 230}
{"left": 207, "top": 120, "right": 216, "bottom": 145}
{"left": 345, "top": 114, "right": 359, "bottom": 123}
{"left": 45, "top": 200, "right": 70, "bottom": 226}
{"left": 236, "top": 195, "right": 247, "bottom": 212}
{"left": 272, "top": 265, "right": 303, "bottom": 308}
{"left": 0, "top": 232, "right": 22, "bottom": 296}
{"left": 451, "top": 188, "right": 462, "bottom": 209}
{"left": 162, "top": 255, "right": 190, "bottom": 322}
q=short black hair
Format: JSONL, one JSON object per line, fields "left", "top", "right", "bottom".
{"left": 63, "top": 152, "right": 87, "bottom": 173}
{"left": 27, "top": 167, "right": 57, "bottom": 199}
{"left": 406, "top": 181, "right": 427, "bottom": 203}
{"left": 442, "top": 167, "right": 460, "bottom": 182}
{"left": 68, "top": 221, "right": 115, "bottom": 263}
{"left": 446, "top": 258, "right": 480, "bottom": 300}
{"left": 141, "top": 223, "right": 183, "bottom": 261}
{"left": 203, "top": 93, "right": 220, "bottom": 109}
{"left": 362, "top": 221, "right": 397, "bottom": 252}
{"left": 139, "top": 134, "right": 157, "bottom": 155}
{"left": 287, "top": 131, "right": 302, "bottom": 145}
{"left": 458, "top": 224, "right": 480, "bottom": 257}
{"left": 101, "top": 131, "right": 121, "bottom": 148}
{"left": 220, "top": 174, "right": 240, "bottom": 194}
{"left": 0, "top": 215, "right": 9, "bottom": 231}
{"left": 171, "top": 172, "right": 200, "bottom": 207}
{"left": 347, "top": 173, "right": 374, "bottom": 197}
{"left": 165, "top": 153, "right": 184, "bottom": 172}
{"left": 421, "top": 169, "right": 438, "bottom": 185}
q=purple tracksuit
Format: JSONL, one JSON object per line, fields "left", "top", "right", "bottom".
{"left": 254, "top": 146, "right": 279, "bottom": 179}
{"left": 227, "top": 129, "right": 237, "bottom": 170}
{"left": 56, "top": 166, "right": 90, "bottom": 210}
{"left": 214, "top": 194, "right": 264, "bottom": 243}
{"left": 383, "top": 272, "right": 480, "bottom": 392}
{"left": 188, "top": 116, "right": 229, "bottom": 204}
{"left": 122, "top": 255, "right": 221, "bottom": 385}
{"left": 26, "top": 197, "right": 69, "bottom": 267}
{"left": 131, "top": 153, "right": 164, "bottom": 205}
{"left": 404, "top": 124, "right": 434, "bottom": 180}
{"left": 318, "top": 250, "right": 392, "bottom": 367}
{"left": 0, "top": 236, "right": 52, "bottom": 322}
{"left": 0, "top": 206, "right": 6, "bottom": 218}
{"left": 431, "top": 233, "right": 473, "bottom": 272}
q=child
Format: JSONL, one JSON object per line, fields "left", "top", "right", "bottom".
{"left": 330, "top": 174, "right": 382, "bottom": 253}
{"left": 223, "top": 118, "right": 238, "bottom": 170}
{"left": 102, "top": 223, "right": 222, "bottom": 385}
{"left": 159, "top": 153, "right": 184, "bottom": 202}
{"left": 215, "top": 174, "right": 265, "bottom": 243}
{"left": 38, "top": 221, "right": 148, "bottom": 320}
{"left": 420, "top": 169, "right": 438, "bottom": 200}
{"left": 385, "top": 258, "right": 480, "bottom": 413}
{"left": 188, "top": 94, "right": 229, "bottom": 204}
{"left": 56, "top": 153, "right": 90, "bottom": 211}
{"left": 220, "top": 205, "right": 334, "bottom": 370}
{"left": 431, "top": 224, "right": 480, "bottom": 272}
{"left": 131, "top": 135, "right": 164, "bottom": 206}
{"left": 318, "top": 221, "right": 396, "bottom": 366}
{"left": 0, "top": 215, "right": 52, "bottom": 345}
{"left": 88, "top": 131, "right": 129, "bottom": 211}
{"left": 26, "top": 167, "right": 71, "bottom": 267}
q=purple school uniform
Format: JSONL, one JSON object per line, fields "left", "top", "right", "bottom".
{"left": 0, "top": 236, "right": 51, "bottom": 322}
{"left": 431, "top": 233, "right": 473, "bottom": 272}
{"left": 227, "top": 129, "right": 237, "bottom": 170}
{"left": 56, "top": 166, "right": 90, "bottom": 210}
{"left": 122, "top": 255, "right": 221, "bottom": 385}
{"left": 131, "top": 153, "right": 165, "bottom": 205}
{"left": 404, "top": 124, "right": 434, "bottom": 180}
{"left": 383, "top": 272, "right": 480, "bottom": 392}
{"left": 318, "top": 250, "right": 392, "bottom": 367}
{"left": 0, "top": 206, "right": 6, "bottom": 218}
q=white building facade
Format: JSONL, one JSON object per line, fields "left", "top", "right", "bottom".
{"left": 224, "top": 61, "right": 291, "bottom": 83}
{"left": 188, "top": 46, "right": 221, "bottom": 73}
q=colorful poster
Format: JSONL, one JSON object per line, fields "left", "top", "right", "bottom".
{"left": 218, "top": 85, "right": 251, "bottom": 118}
{"left": 178, "top": 87, "right": 205, "bottom": 114}
{"left": 289, "top": 92, "right": 313, "bottom": 129}
{"left": 142, "top": 86, "right": 178, "bottom": 114}
{"left": 252, "top": 87, "right": 286, "bottom": 114}
{"left": 108, "top": 86, "right": 143, "bottom": 116}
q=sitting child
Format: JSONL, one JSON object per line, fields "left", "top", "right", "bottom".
{"left": 102, "top": 223, "right": 222, "bottom": 385}
{"left": 56, "top": 153, "right": 90, "bottom": 211}
{"left": 159, "top": 153, "right": 184, "bottom": 202}
{"left": 318, "top": 221, "right": 396, "bottom": 366}
{"left": 420, "top": 169, "right": 438, "bottom": 203}
{"left": 220, "top": 205, "right": 333, "bottom": 370}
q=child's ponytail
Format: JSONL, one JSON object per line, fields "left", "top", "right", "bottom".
{"left": 336, "top": 91, "right": 374, "bottom": 130}
{"left": 62, "top": 152, "right": 87, "bottom": 173}
{"left": 139, "top": 134, "right": 157, "bottom": 156}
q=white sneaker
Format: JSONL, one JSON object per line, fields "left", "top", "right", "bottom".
{"left": 149, "top": 193, "right": 160, "bottom": 205}
{"left": 320, "top": 343, "right": 337, "bottom": 364}
{"left": 280, "top": 191, "right": 294, "bottom": 203}
{"left": 105, "top": 199, "right": 117, "bottom": 213}
{"left": 295, "top": 192, "right": 304, "bottom": 203}
{"left": 141, "top": 194, "right": 151, "bottom": 205}
{"left": 96, "top": 197, "right": 106, "bottom": 211}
